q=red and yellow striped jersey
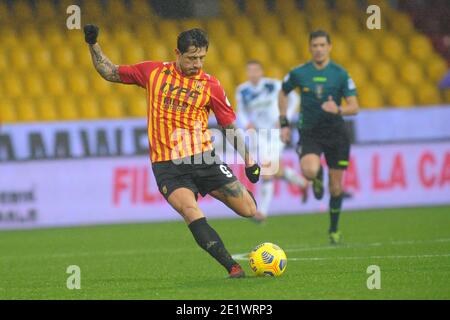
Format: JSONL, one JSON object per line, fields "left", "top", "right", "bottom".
{"left": 118, "top": 61, "right": 236, "bottom": 163}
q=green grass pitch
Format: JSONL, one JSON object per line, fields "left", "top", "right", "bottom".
{"left": 1, "top": 206, "right": 449, "bottom": 299}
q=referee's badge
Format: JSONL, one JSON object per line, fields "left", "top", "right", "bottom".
{"left": 315, "top": 84, "right": 323, "bottom": 99}
{"left": 194, "top": 81, "right": 204, "bottom": 91}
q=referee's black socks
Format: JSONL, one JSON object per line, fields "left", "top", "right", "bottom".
{"left": 188, "top": 217, "right": 237, "bottom": 272}
{"left": 329, "top": 194, "right": 343, "bottom": 233}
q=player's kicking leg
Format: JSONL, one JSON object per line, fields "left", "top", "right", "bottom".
{"left": 166, "top": 187, "right": 247, "bottom": 278}
{"left": 276, "top": 165, "right": 309, "bottom": 203}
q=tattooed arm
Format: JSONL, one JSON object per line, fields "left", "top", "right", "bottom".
{"left": 222, "top": 122, "right": 255, "bottom": 167}
{"left": 88, "top": 43, "right": 121, "bottom": 83}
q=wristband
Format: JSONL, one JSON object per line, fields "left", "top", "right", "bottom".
{"left": 279, "top": 116, "right": 289, "bottom": 128}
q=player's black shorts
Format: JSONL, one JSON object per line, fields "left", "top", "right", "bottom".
{"left": 296, "top": 125, "right": 351, "bottom": 170}
{"left": 152, "top": 150, "right": 238, "bottom": 200}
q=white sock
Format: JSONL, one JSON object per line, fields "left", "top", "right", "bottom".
{"left": 283, "top": 167, "right": 307, "bottom": 188}
{"left": 259, "top": 180, "right": 274, "bottom": 217}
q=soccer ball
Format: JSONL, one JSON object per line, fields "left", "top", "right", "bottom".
{"left": 248, "top": 242, "right": 287, "bottom": 276}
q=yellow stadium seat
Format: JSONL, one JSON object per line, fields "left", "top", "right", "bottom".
{"left": 274, "top": 37, "right": 299, "bottom": 69}
{"left": 43, "top": 27, "right": 65, "bottom": 48}
{"left": 335, "top": 0, "right": 359, "bottom": 13}
{"left": 24, "top": 73, "right": 45, "bottom": 98}
{"left": 79, "top": 97, "right": 101, "bottom": 119}
{"left": 399, "top": 59, "right": 425, "bottom": 87}
{"left": 11, "top": 0, "right": 33, "bottom": 22}
{"left": 89, "top": 73, "right": 113, "bottom": 96}
{"left": 231, "top": 18, "right": 257, "bottom": 42}
{"left": 53, "top": 47, "right": 75, "bottom": 70}
{"left": 265, "top": 64, "right": 286, "bottom": 80}
{"left": 0, "top": 50, "right": 8, "bottom": 72}
{"left": 243, "top": 37, "right": 272, "bottom": 67}
{"left": 353, "top": 36, "right": 378, "bottom": 64}
{"left": 409, "top": 34, "right": 434, "bottom": 61}
{"left": 426, "top": 55, "right": 448, "bottom": 83}
{"left": 358, "top": 85, "right": 384, "bottom": 109}
{"left": 99, "top": 44, "right": 122, "bottom": 64}
{"left": 380, "top": 33, "right": 406, "bottom": 63}
{"left": 308, "top": 14, "right": 333, "bottom": 32}
{"left": 304, "top": 0, "right": 328, "bottom": 13}
{"left": 157, "top": 20, "right": 181, "bottom": 39}
{"left": 145, "top": 42, "right": 171, "bottom": 62}
{"left": 222, "top": 40, "right": 246, "bottom": 69}
{"left": 128, "top": 96, "right": 148, "bottom": 118}
{"left": 246, "top": 0, "right": 269, "bottom": 17}
{"left": 57, "top": 96, "right": 80, "bottom": 120}
{"left": 81, "top": 0, "right": 104, "bottom": 21}
{"left": 36, "top": 98, "right": 58, "bottom": 122}
{"left": 275, "top": 0, "right": 298, "bottom": 16}
{"left": 204, "top": 19, "right": 232, "bottom": 43}
{"left": 389, "top": 12, "right": 415, "bottom": 36}
{"left": 104, "top": 0, "right": 128, "bottom": 20}
{"left": 112, "top": 29, "right": 134, "bottom": 47}
{"left": 371, "top": 61, "right": 397, "bottom": 89}
{"left": 386, "top": 84, "right": 414, "bottom": 107}
{"left": 101, "top": 96, "right": 125, "bottom": 118}
{"left": 330, "top": 35, "right": 351, "bottom": 66}
{"left": 122, "top": 45, "right": 146, "bottom": 64}
{"left": 214, "top": 68, "right": 235, "bottom": 95}
{"left": 9, "top": 48, "right": 30, "bottom": 71}
{"left": 416, "top": 83, "right": 442, "bottom": 105}
{"left": 129, "top": 0, "right": 155, "bottom": 20}
{"left": 220, "top": 0, "right": 241, "bottom": 19}
{"left": 257, "top": 16, "right": 284, "bottom": 42}
{"left": 16, "top": 97, "right": 37, "bottom": 122}
{"left": 30, "top": 46, "right": 52, "bottom": 71}
{"left": 2, "top": 74, "right": 23, "bottom": 98}
{"left": 204, "top": 40, "right": 221, "bottom": 67}
{"left": 335, "top": 15, "right": 360, "bottom": 34}
{"left": 0, "top": 99, "right": 17, "bottom": 123}
{"left": 282, "top": 13, "right": 309, "bottom": 52}
{"left": 45, "top": 72, "right": 67, "bottom": 97}
{"left": 178, "top": 19, "right": 204, "bottom": 31}
{"left": 35, "top": 1, "right": 56, "bottom": 20}
{"left": 346, "top": 62, "right": 368, "bottom": 88}
{"left": 67, "top": 72, "right": 90, "bottom": 96}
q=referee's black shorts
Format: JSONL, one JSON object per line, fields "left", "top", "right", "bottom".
{"left": 296, "top": 125, "right": 351, "bottom": 170}
{"left": 152, "top": 150, "right": 237, "bottom": 200}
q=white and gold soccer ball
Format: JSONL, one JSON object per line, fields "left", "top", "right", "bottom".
{"left": 248, "top": 242, "right": 287, "bottom": 276}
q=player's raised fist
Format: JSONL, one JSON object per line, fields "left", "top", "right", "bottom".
{"left": 245, "top": 163, "right": 261, "bottom": 184}
{"left": 84, "top": 24, "right": 99, "bottom": 44}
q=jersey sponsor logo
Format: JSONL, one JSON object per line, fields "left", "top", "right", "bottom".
{"left": 313, "top": 76, "right": 327, "bottom": 82}
{"left": 348, "top": 78, "right": 356, "bottom": 90}
{"left": 161, "top": 82, "right": 201, "bottom": 98}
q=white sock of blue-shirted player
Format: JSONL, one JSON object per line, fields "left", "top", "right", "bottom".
{"left": 283, "top": 167, "right": 307, "bottom": 188}
{"left": 259, "top": 180, "right": 274, "bottom": 217}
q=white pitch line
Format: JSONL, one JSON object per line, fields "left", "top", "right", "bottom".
{"left": 232, "top": 238, "right": 450, "bottom": 261}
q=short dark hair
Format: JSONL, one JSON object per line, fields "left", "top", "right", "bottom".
{"left": 177, "top": 28, "right": 209, "bottom": 54}
{"left": 309, "top": 30, "right": 331, "bottom": 44}
{"left": 246, "top": 60, "right": 263, "bottom": 67}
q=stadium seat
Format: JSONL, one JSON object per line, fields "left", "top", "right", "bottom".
{"left": 24, "top": 73, "right": 45, "bottom": 98}
{"left": 346, "top": 62, "right": 368, "bottom": 89}
{"left": 67, "top": 72, "right": 90, "bottom": 96}
{"left": 45, "top": 72, "right": 67, "bottom": 97}
{"left": 304, "top": 0, "right": 328, "bottom": 13}
{"left": 387, "top": 84, "right": 414, "bottom": 107}
{"left": 399, "top": 59, "right": 425, "bottom": 87}
{"left": 274, "top": 0, "right": 298, "bottom": 17}
{"left": 79, "top": 97, "right": 101, "bottom": 119}
{"left": 357, "top": 85, "right": 384, "bottom": 109}
{"left": 16, "top": 97, "right": 38, "bottom": 122}
{"left": 205, "top": 19, "right": 232, "bottom": 44}
{"left": 30, "top": 46, "right": 52, "bottom": 71}
{"left": 36, "top": 97, "right": 58, "bottom": 122}
{"left": 122, "top": 45, "right": 146, "bottom": 64}
{"left": 409, "top": 34, "right": 434, "bottom": 62}
{"left": 246, "top": 0, "right": 269, "bottom": 17}
{"left": 353, "top": 36, "right": 378, "bottom": 64}
{"left": 57, "top": 96, "right": 80, "bottom": 120}
{"left": 380, "top": 33, "right": 406, "bottom": 63}
{"left": 265, "top": 64, "right": 286, "bottom": 81}
{"left": 101, "top": 95, "right": 125, "bottom": 119}
{"left": 416, "top": 83, "right": 442, "bottom": 105}
{"left": 220, "top": 0, "right": 241, "bottom": 19}
{"left": 273, "top": 37, "right": 299, "bottom": 69}
{"left": 179, "top": 19, "right": 204, "bottom": 31}
{"left": 335, "top": 0, "right": 360, "bottom": 13}
{"left": 426, "top": 55, "right": 448, "bottom": 83}
{"left": 371, "top": 61, "right": 397, "bottom": 89}
{"left": 282, "top": 13, "right": 309, "bottom": 50}
{"left": 254, "top": 15, "right": 283, "bottom": 40}
{"left": 2, "top": 74, "right": 23, "bottom": 98}
{"left": 0, "top": 99, "right": 17, "bottom": 123}
{"left": 221, "top": 40, "right": 246, "bottom": 69}
{"left": 128, "top": 96, "right": 148, "bottom": 118}
{"left": 231, "top": 18, "right": 257, "bottom": 43}
{"left": 99, "top": 44, "right": 122, "bottom": 65}
{"left": 11, "top": 0, "right": 33, "bottom": 22}
{"left": 9, "top": 48, "right": 30, "bottom": 71}
{"left": 157, "top": 20, "right": 182, "bottom": 45}
{"left": 104, "top": 0, "right": 129, "bottom": 20}
{"left": 330, "top": 35, "right": 351, "bottom": 66}
{"left": 335, "top": 15, "right": 360, "bottom": 35}
{"left": 129, "top": 0, "right": 155, "bottom": 19}
{"left": 145, "top": 42, "right": 171, "bottom": 62}
{"left": 308, "top": 14, "right": 333, "bottom": 32}
{"left": 389, "top": 12, "right": 415, "bottom": 37}
{"left": 53, "top": 47, "right": 76, "bottom": 70}
{"left": 243, "top": 37, "right": 273, "bottom": 67}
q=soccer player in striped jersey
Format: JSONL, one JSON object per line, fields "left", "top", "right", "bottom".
{"left": 236, "top": 61, "right": 309, "bottom": 223}
{"left": 84, "top": 25, "right": 260, "bottom": 278}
